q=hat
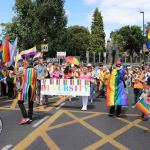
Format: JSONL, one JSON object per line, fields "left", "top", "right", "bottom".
{"left": 115, "top": 60, "right": 122, "bottom": 66}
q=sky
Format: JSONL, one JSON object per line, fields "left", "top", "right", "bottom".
{"left": 0, "top": 0, "right": 150, "bottom": 40}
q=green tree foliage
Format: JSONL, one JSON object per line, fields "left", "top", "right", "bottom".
{"left": 2, "top": 0, "right": 67, "bottom": 56}
{"left": 111, "top": 25, "right": 143, "bottom": 57}
{"left": 66, "top": 25, "right": 90, "bottom": 58}
{"left": 89, "top": 8, "right": 105, "bottom": 53}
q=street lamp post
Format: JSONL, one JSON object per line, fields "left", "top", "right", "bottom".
{"left": 103, "top": 52, "right": 106, "bottom": 64}
{"left": 140, "top": 11, "right": 145, "bottom": 62}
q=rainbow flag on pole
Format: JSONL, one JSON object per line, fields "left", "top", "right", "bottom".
{"left": 146, "top": 28, "right": 150, "bottom": 51}
{"left": 20, "top": 46, "right": 36, "bottom": 57}
{"left": 136, "top": 99, "right": 150, "bottom": 115}
{"left": 2, "top": 36, "right": 10, "bottom": 63}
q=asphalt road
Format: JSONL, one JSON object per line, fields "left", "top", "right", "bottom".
{"left": 0, "top": 89, "right": 150, "bottom": 150}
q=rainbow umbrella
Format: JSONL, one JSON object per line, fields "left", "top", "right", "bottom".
{"left": 66, "top": 56, "right": 80, "bottom": 65}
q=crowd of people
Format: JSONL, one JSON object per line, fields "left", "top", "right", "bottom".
{"left": 0, "top": 56, "right": 150, "bottom": 124}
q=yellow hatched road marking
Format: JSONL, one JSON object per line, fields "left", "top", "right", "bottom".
{"left": 64, "top": 111, "right": 129, "bottom": 150}
{"left": 0, "top": 96, "right": 68, "bottom": 112}
{"left": 12, "top": 110, "right": 63, "bottom": 150}
{"left": 11, "top": 108, "right": 150, "bottom": 150}
{"left": 41, "top": 132, "right": 61, "bottom": 150}
{"left": 48, "top": 113, "right": 101, "bottom": 131}
{"left": 117, "top": 117, "right": 150, "bottom": 131}
{"left": 68, "top": 109, "right": 140, "bottom": 117}
{"left": 83, "top": 118, "right": 142, "bottom": 150}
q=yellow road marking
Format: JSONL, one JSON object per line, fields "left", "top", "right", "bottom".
{"left": 84, "top": 118, "right": 142, "bottom": 150}
{"left": 0, "top": 96, "right": 68, "bottom": 112}
{"left": 68, "top": 109, "right": 140, "bottom": 117}
{"left": 10, "top": 96, "right": 59, "bottom": 110}
{"left": 0, "top": 107, "right": 19, "bottom": 111}
{"left": 0, "top": 99, "right": 13, "bottom": 104}
{"left": 117, "top": 117, "right": 150, "bottom": 131}
{"left": 34, "top": 96, "right": 69, "bottom": 112}
{"left": 65, "top": 111, "right": 127, "bottom": 150}
{"left": 10, "top": 98, "right": 18, "bottom": 109}
{"left": 48, "top": 113, "right": 101, "bottom": 131}
{"left": 12, "top": 110, "right": 63, "bottom": 150}
{"left": 110, "top": 119, "right": 142, "bottom": 138}
{"left": 41, "top": 132, "right": 61, "bottom": 150}
{"left": 64, "top": 111, "right": 129, "bottom": 150}
{"left": 11, "top": 108, "right": 149, "bottom": 150}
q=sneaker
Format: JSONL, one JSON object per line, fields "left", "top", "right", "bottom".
{"left": 108, "top": 114, "right": 114, "bottom": 117}
{"left": 28, "top": 119, "right": 33, "bottom": 123}
{"left": 19, "top": 118, "right": 29, "bottom": 125}
{"left": 81, "top": 107, "right": 87, "bottom": 111}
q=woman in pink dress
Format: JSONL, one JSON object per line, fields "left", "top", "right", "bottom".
{"left": 80, "top": 67, "right": 91, "bottom": 110}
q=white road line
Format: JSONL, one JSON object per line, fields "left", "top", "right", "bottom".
{"left": 1, "top": 145, "right": 12, "bottom": 150}
{"left": 56, "top": 102, "right": 65, "bottom": 110}
{"left": 32, "top": 116, "right": 49, "bottom": 128}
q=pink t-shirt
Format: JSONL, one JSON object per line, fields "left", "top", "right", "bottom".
{"left": 80, "top": 75, "right": 91, "bottom": 81}
{"left": 53, "top": 71, "right": 60, "bottom": 79}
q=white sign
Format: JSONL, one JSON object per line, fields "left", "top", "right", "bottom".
{"left": 47, "top": 58, "right": 59, "bottom": 63}
{"left": 57, "top": 52, "right": 66, "bottom": 58}
{"left": 103, "top": 52, "right": 106, "bottom": 57}
{"left": 41, "top": 44, "right": 48, "bottom": 52}
{"left": 41, "top": 79, "right": 90, "bottom": 96}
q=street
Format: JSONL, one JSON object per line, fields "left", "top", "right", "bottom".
{"left": 0, "top": 89, "right": 150, "bottom": 150}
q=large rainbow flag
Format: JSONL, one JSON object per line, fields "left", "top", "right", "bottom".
{"left": 146, "top": 28, "right": 150, "bottom": 51}
{"left": 136, "top": 99, "right": 150, "bottom": 115}
{"left": 17, "top": 67, "right": 36, "bottom": 102}
{"left": 106, "top": 68, "right": 128, "bottom": 106}
{"left": 0, "top": 45, "right": 2, "bottom": 60}
{"left": 2, "top": 36, "right": 10, "bottom": 63}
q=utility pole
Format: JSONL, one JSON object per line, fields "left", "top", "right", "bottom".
{"left": 140, "top": 11, "right": 145, "bottom": 62}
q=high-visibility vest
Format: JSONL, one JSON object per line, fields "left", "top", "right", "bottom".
{"left": 133, "top": 74, "right": 144, "bottom": 89}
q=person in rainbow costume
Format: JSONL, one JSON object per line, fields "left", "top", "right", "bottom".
{"left": 16, "top": 58, "right": 37, "bottom": 125}
{"left": 106, "top": 60, "right": 128, "bottom": 117}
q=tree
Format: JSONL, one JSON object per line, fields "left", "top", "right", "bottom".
{"left": 2, "top": 0, "right": 67, "bottom": 57}
{"left": 111, "top": 26, "right": 143, "bottom": 58}
{"left": 89, "top": 8, "right": 105, "bottom": 53}
{"left": 66, "top": 25, "right": 90, "bottom": 58}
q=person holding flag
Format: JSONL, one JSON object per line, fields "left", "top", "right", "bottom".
{"left": 15, "top": 58, "right": 37, "bottom": 125}
{"left": 135, "top": 75, "right": 150, "bottom": 121}
{"left": 106, "top": 60, "right": 128, "bottom": 117}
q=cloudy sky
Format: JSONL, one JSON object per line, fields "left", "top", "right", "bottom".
{"left": 0, "top": 0, "right": 150, "bottom": 40}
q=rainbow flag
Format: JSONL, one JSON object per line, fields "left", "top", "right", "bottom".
{"left": 146, "top": 28, "right": 150, "bottom": 50}
{"left": 0, "top": 45, "right": 2, "bottom": 60}
{"left": 2, "top": 36, "right": 10, "bottom": 63}
{"left": 136, "top": 99, "right": 150, "bottom": 115}
{"left": 106, "top": 68, "right": 128, "bottom": 106}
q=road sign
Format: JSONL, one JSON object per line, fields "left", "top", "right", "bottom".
{"left": 57, "top": 52, "right": 66, "bottom": 59}
{"left": 41, "top": 44, "right": 48, "bottom": 52}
